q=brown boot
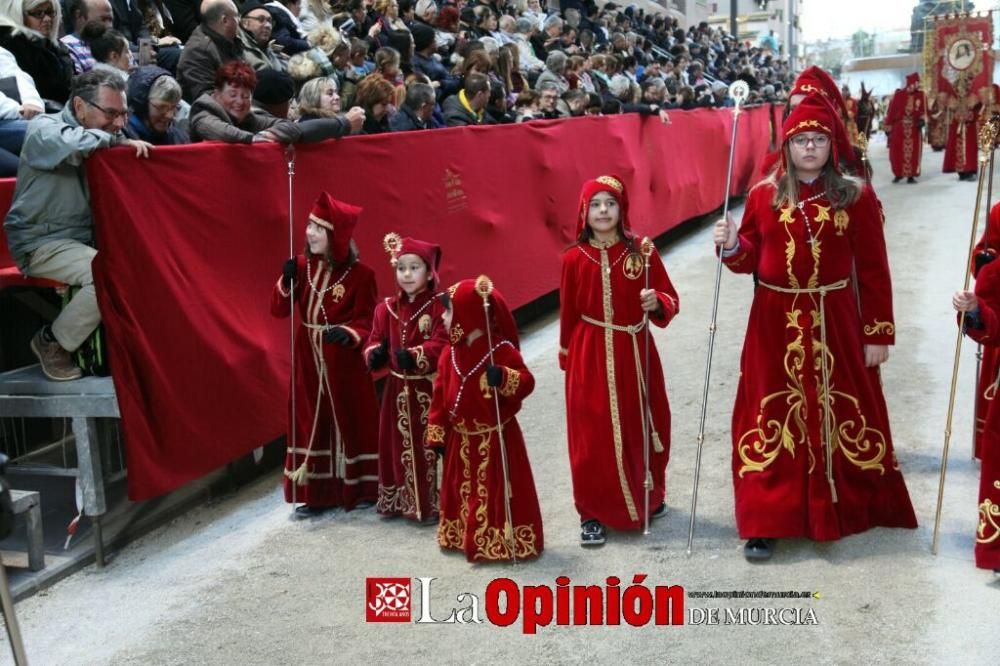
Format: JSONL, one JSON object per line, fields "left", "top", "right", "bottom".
{"left": 30, "top": 329, "right": 82, "bottom": 381}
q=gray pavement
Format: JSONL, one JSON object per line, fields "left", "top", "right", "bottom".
{"left": 3, "top": 139, "right": 997, "bottom": 665}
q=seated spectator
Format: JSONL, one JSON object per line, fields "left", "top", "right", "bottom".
{"left": 266, "top": 0, "right": 310, "bottom": 55}
{"left": 496, "top": 15, "right": 516, "bottom": 45}
{"left": 60, "top": 0, "right": 112, "bottom": 74}
{"left": 388, "top": 80, "right": 433, "bottom": 131}
{"left": 413, "top": 0, "right": 436, "bottom": 26}
{"left": 296, "top": 75, "right": 364, "bottom": 135}
{"left": 485, "top": 79, "right": 512, "bottom": 123}
{"left": 0, "top": 45, "right": 39, "bottom": 175}
{"left": 252, "top": 67, "right": 295, "bottom": 118}
{"left": 535, "top": 81, "right": 560, "bottom": 119}
{"left": 562, "top": 87, "right": 587, "bottom": 117}
{"left": 410, "top": 22, "right": 458, "bottom": 97}
{"left": 531, "top": 14, "right": 561, "bottom": 61}
{"left": 442, "top": 71, "right": 488, "bottom": 126}
{"left": 298, "top": 0, "right": 335, "bottom": 33}
{"left": 432, "top": 4, "right": 459, "bottom": 53}
{"left": 124, "top": 64, "right": 188, "bottom": 144}
{"left": 177, "top": 0, "right": 243, "bottom": 102}
{"left": 518, "top": 0, "right": 545, "bottom": 31}
{"left": 189, "top": 60, "right": 300, "bottom": 142}
{"left": 0, "top": 0, "right": 74, "bottom": 105}
{"left": 3, "top": 69, "right": 151, "bottom": 381}
{"left": 239, "top": 0, "right": 286, "bottom": 72}
{"left": 348, "top": 36, "right": 373, "bottom": 78}
{"left": 497, "top": 43, "right": 525, "bottom": 97}
{"left": 354, "top": 73, "right": 394, "bottom": 134}
{"left": 373, "top": 46, "right": 405, "bottom": 105}
{"left": 371, "top": 0, "right": 412, "bottom": 66}
{"left": 80, "top": 20, "right": 130, "bottom": 81}
{"left": 513, "top": 88, "right": 537, "bottom": 122}
{"left": 534, "top": 50, "right": 568, "bottom": 94}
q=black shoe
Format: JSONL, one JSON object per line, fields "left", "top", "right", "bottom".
{"left": 354, "top": 500, "right": 376, "bottom": 510}
{"left": 907, "top": 177, "right": 917, "bottom": 184}
{"left": 892, "top": 176, "right": 903, "bottom": 183}
{"left": 744, "top": 538, "right": 774, "bottom": 561}
{"left": 294, "top": 504, "right": 329, "bottom": 518}
{"left": 580, "top": 519, "right": 606, "bottom": 547}
{"left": 651, "top": 502, "right": 667, "bottom": 520}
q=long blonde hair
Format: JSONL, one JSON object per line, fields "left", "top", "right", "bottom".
{"left": 770, "top": 145, "right": 862, "bottom": 210}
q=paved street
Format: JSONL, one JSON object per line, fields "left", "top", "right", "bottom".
{"left": 4, "top": 139, "right": 997, "bottom": 665}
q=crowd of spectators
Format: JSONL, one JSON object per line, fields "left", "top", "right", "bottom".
{"left": 0, "top": 0, "right": 795, "bottom": 161}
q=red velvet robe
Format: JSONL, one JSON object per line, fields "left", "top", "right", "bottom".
{"left": 559, "top": 239, "right": 679, "bottom": 530}
{"left": 364, "top": 290, "right": 448, "bottom": 521}
{"left": 971, "top": 202, "right": 1000, "bottom": 460}
{"left": 844, "top": 97, "right": 859, "bottom": 145}
{"left": 885, "top": 88, "right": 925, "bottom": 178}
{"left": 957, "top": 259, "right": 1000, "bottom": 570}
{"left": 722, "top": 180, "right": 917, "bottom": 540}
{"left": 270, "top": 255, "right": 380, "bottom": 507}
{"left": 943, "top": 96, "right": 979, "bottom": 174}
{"left": 425, "top": 337, "right": 543, "bottom": 562}
{"left": 928, "top": 96, "right": 948, "bottom": 151}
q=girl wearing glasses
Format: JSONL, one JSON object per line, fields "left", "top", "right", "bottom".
{"left": 713, "top": 94, "right": 917, "bottom": 562}
{"left": 0, "top": 0, "right": 73, "bottom": 104}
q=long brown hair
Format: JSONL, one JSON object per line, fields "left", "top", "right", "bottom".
{"left": 770, "top": 145, "right": 862, "bottom": 210}
{"left": 305, "top": 233, "right": 359, "bottom": 269}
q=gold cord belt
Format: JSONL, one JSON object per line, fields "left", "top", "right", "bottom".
{"left": 758, "top": 278, "right": 849, "bottom": 503}
{"left": 580, "top": 314, "right": 664, "bottom": 455}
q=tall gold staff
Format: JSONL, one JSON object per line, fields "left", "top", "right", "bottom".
{"left": 640, "top": 236, "right": 655, "bottom": 536}
{"left": 933, "top": 119, "right": 998, "bottom": 555}
{"left": 285, "top": 146, "right": 299, "bottom": 512}
{"left": 475, "top": 275, "right": 517, "bottom": 563}
{"left": 383, "top": 233, "right": 423, "bottom": 521}
{"left": 687, "top": 80, "right": 750, "bottom": 555}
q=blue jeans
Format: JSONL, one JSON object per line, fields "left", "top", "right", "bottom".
{"left": 0, "top": 118, "right": 28, "bottom": 177}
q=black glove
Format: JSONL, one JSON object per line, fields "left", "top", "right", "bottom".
{"left": 485, "top": 365, "right": 503, "bottom": 388}
{"left": 368, "top": 339, "right": 389, "bottom": 370}
{"left": 974, "top": 251, "right": 997, "bottom": 277}
{"left": 323, "top": 326, "right": 353, "bottom": 346}
{"left": 281, "top": 257, "right": 297, "bottom": 289}
{"left": 395, "top": 348, "right": 416, "bottom": 370}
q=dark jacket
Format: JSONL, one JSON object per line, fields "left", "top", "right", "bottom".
{"left": 123, "top": 65, "right": 189, "bottom": 145}
{"left": 177, "top": 25, "right": 244, "bottom": 102}
{"left": 189, "top": 93, "right": 301, "bottom": 143}
{"left": 361, "top": 112, "right": 391, "bottom": 135}
{"left": 441, "top": 94, "right": 483, "bottom": 127}
{"left": 0, "top": 28, "right": 73, "bottom": 104}
{"left": 110, "top": 0, "right": 148, "bottom": 45}
{"left": 389, "top": 105, "right": 429, "bottom": 132}
{"left": 410, "top": 52, "right": 459, "bottom": 98}
{"left": 164, "top": 0, "right": 201, "bottom": 43}
{"left": 266, "top": 4, "right": 309, "bottom": 55}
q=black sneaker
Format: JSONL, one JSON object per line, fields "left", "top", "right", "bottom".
{"left": 651, "top": 502, "right": 667, "bottom": 520}
{"left": 294, "top": 505, "right": 329, "bottom": 518}
{"left": 744, "top": 538, "right": 774, "bottom": 561}
{"left": 892, "top": 176, "right": 903, "bottom": 183}
{"left": 907, "top": 177, "right": 917, "bottom": 184}
{"left": 580, "top": 520, "right": 606, "bottom": 547}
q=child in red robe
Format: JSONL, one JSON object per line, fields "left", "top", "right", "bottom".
{"left": 953, "top": 261, "right": 1000, "bottom": 574}
{"left": 364, "top": 235, "right": 448, "bottom": 522}
{"left": 425, "top": 277, "right": 544, "bottom": 562}
{"left": 714, "top": 94, "right": 917, "bottom": 561}
{"left": 559, "top": 175, "right": 679, "bottom": 546}
{"left": 271, "top": 192, "right": 380, "bottom": 517}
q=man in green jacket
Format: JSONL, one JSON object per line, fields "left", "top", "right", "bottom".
{"left": 4, "top": 69, "right": 151, "bottom": 380}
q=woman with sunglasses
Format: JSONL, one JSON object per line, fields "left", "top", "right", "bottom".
{"left": 0, "top": 0, "right": 74, "bottom": 105}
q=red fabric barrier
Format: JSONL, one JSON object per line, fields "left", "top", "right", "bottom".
{"left": 74, "top": 107, "right": 774, "bottom": 500}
